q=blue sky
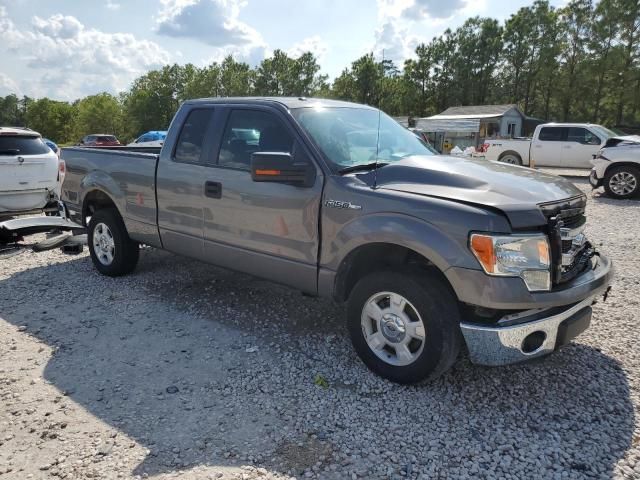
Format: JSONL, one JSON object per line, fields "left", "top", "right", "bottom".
{"left": 0, "top": 0, "right": 569, "bottom": 101}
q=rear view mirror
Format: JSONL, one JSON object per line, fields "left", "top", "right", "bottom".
{"left": 251, "top": 152, "right": 315, "bottom": 187}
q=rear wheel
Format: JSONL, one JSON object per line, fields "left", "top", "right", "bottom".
{"left": 498, "top": 152, "right": 522, "bottom": 165}
{"left": 604, "top": 165, "right": 640, "bottom": 199}
{"left": 347, "top": 270, "right": 462, "bottom": 384}
{"left": 88, "top": 208, "right": 139, "bottom": 276}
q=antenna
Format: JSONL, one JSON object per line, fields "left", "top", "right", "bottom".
{"left": 373, "top": 49, "right": 383, "bottom": 190}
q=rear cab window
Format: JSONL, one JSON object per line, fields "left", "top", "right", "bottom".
{"left": 173, "top": 108, "right": 215, "bottom": 164}
{"left": 0, "top": 135, "right": 51, "bottom": 155}
{"left": 538, "top": 127, "right": 566, "bottom": 142}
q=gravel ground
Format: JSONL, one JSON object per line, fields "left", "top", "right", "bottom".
{"left": 0, "top": 179, "right": 638, "bottom": 480}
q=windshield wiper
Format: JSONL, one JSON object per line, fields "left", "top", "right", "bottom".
{"left": 338, "top": 162, "right": 389, "bottom": 175}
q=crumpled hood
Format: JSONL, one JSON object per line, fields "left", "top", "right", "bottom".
{"left": 368, "top": 155, "right": 584, "bottom": 228}
{"left": 604, "top": 135, "right": 640, "bottom": 147}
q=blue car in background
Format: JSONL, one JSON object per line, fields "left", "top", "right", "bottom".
{"left": 128, "top": 130, "right": 167, "bottom": 147}
{"left": 43, "top": 138, "right": 59, "bottom": 155}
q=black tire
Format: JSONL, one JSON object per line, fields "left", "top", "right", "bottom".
{"left": 604, "top": 165, "right": 640, "bottom": 199}
{"left": 347, "top": 270, "right": 462, "bottom": 384}
{"left": 498, "top": 151, "right": 523, "bottom": 166}
{"left": 88, "top": 208, "right": 139, "bottom": 276}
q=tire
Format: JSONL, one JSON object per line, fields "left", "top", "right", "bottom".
{"left": 347, "top": 270, "right": 462, "bottom": 384}
{"left": 88, "top": 208, "right": 139, "bottom": 276}
{"left": 498, "top": 152, "right": 522, "bottom": 165}
{"left": 604, "top": 165, "right": 640, "bottom": 199}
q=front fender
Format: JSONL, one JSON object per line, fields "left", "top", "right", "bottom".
{"left": 321, "top": 212, "right": 479, "bottom": 274}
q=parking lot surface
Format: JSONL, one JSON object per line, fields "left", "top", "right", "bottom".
{"left": 0, "top": 180, "right": 638, "bottom": 480}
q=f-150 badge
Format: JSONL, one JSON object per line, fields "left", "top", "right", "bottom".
{"left": 325, "top": 200, "right": 362, "bottom": 210}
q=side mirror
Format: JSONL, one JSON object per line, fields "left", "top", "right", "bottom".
{"left": 251, "top": 152, "right": 315, "bottom": 187}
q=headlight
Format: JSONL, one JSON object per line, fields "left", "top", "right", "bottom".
{"left": 469, "top": 233, "right": 551, "bottom": 291}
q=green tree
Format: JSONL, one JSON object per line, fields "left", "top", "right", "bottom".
{"left": 74, "top": 93, "right": 123, "bottom": 141}
{"left": 25, "top": 98, "right": 76, "bottom": 142}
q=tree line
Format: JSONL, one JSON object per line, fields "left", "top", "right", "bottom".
{"left": 1, "top": 0, "right": 638, "bottom": 144}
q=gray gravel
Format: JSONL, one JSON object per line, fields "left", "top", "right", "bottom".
{"left": 0, "top": 179, "right": 638, "bottom": 480}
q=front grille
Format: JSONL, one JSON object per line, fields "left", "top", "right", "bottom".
{"left": 539, "top": 195, "right": 592, "bottom": 284}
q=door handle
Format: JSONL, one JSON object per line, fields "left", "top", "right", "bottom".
{"left": 204, "top": 181, "right": 222, "bottom": 199}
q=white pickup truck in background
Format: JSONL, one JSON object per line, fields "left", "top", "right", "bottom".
{"left": 483, "top": 123, "right": 618, "bottom": 168}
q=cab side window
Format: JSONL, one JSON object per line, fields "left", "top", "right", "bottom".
{"left": 218, "top": 110, "right": 294, "bottom": 170}
{"left": 567, "top": 127, "right": 600, "bottom": 145}
{"left": 538, "top": 127, "right": 565, "bottom": 142}
{"left": 174, "top": 109, "right": 214, "bottom": 164}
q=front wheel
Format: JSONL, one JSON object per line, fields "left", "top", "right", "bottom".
{"left": 347, "top": 270, "right": 462, "bottom": 384}
{"left": 604, "top": 165, "right": 640, "bottom": 199}
{"left": 88, "top": 208, "right": 139, "bottom": 276}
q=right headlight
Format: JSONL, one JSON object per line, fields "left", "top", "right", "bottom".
{"left": 469, "top": 233, "right": 551, "bottom": 292}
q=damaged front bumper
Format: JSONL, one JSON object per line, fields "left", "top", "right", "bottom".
{"left": 459, "top": 253, "right": 613, "bottom": 366}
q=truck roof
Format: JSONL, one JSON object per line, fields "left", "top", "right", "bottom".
{"left": 184, "top": 97, "right": 376, "bottom": 110}
{"left": 539, "top": 122, "right": 605, "bottom": 128}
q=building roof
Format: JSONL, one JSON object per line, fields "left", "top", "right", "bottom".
{"left": 430, "top": 104, "right": 523, "bottom": 120}
{"left": 415, "top": 118, "right": 480, "bottom": 133}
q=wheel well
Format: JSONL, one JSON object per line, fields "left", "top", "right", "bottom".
{"left": 498, "top": 150, "right": 522, "bottom": 161}
{"left": 82, "top": 190, "right": 117, "bottom": 225}
{"left": 605, "top": 162, "right": 640, "bottom": 177}
{"left": 333, "top": 243, "right": 454, "bottom": 302}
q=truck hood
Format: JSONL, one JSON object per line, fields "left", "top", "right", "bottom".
{"left": 367, "top": 155, "right": 584, "bottom": 228}
{"left": 604, "top": 135, "right": 640, "bottom": 148}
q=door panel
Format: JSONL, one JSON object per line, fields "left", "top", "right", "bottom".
{"left": 561, "top": 127, "right": 602, "bottom": 168}
{"left": 157, "top": 161, "right": 208, "bottom": 257}
{"left": 156, "top": 107, "right": 217, "bottom": 258}
{"left": 531, "top": 127, "right": 565, "bottom": 167}
{"left": 202, "top": 169, "right": 322, "bottom": 292}
{"left": 202, "top": 107, "right": 322, "bottom": 293}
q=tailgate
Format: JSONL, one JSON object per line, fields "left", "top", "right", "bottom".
{"left": 0, "top": 154, "right": 58, "bottom": 192}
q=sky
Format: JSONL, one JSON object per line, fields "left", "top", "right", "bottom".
{"left": 0, "top": 0, "right": 569, "bottom": 101}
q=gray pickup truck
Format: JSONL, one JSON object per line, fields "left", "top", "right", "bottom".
{"left": 60, "top": 97, "right": 613, "bottom": 384}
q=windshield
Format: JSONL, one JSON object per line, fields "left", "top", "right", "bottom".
{"left": 292, "top": 107, "right": 435, "bottom": 171}
{"left": 591, "top": 125, "right": 618, "bottom": 140}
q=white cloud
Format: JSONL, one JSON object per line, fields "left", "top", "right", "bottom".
{"left": 205, "top": 44, "right": 268, "bottom": 67}
{"left": 374, "top": 21, "right": 413, "bottom": 65}
{"left": 0, "top": 7, "right": 171, "bottom": 99}
{"left": 106, "top": 1, "right": 121, "bottom": 11}
{"left": 0, "top": 72, "right": 21, "bottom": 96}
{"left": 373, "top": 0, "right": 469, "bottom": 67}
{"left": 156, "top": 0, "right": 264, "bottom": 48}
{"left": 287, "top": 36, "right": 328, "bottom": 61}
{"left": 402, "top": 0, "right": 466, "bottom": 19}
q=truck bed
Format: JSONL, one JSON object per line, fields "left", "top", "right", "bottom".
{"left": 60, "top": 147, "right": 160, "bottom": 245}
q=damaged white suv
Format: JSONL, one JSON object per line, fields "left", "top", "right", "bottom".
{"left": 0, "top": 127, "right": 61, "bottom": 219}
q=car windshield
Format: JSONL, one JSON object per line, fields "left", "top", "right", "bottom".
{"left": 591, "top": 125, "right": 618, "bottom": 140}
{"left": 292, "top": 107, "right": 435, "bottom": 171}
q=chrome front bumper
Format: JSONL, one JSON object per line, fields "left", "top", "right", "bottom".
{"left": 460, "top": 294, "right": 600, "bottom": 366}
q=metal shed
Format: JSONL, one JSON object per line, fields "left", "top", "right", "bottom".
{"left": 415, "top": 105, "right": 525, "bottom": 153}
